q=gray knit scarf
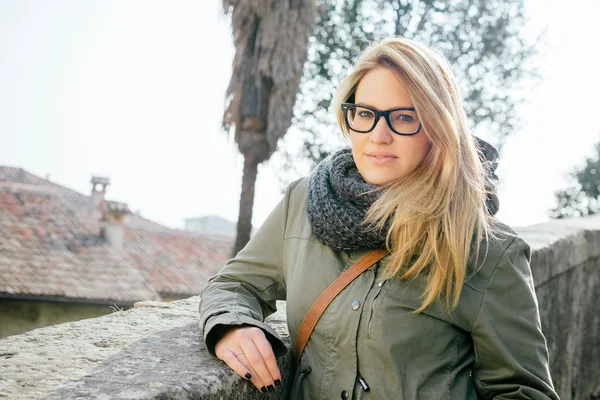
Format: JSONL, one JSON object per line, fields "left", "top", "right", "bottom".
{"left": 306, "top": 139, "right": 500, "bottom": 252}
{"left": 306, "top": 148, "right": 388, "bottom": 251}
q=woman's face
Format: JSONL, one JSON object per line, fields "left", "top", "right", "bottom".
{"left": 349, "top": 67, "right": 431, "bottom": 186}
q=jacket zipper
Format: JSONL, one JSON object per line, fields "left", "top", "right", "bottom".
{"left": 297, "top": 365, "right": 312, "bottom": 381}
{"left": 358, "top": 376, "right": 370, "bottom": 392}
{"left": 291, "top": 365, "right": 312, "bottom": 395}
{"left": 367, "top": 279, "right": 387, "bottom": 338}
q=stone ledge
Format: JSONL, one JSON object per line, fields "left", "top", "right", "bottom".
{"left": 516, "top": 214, "right": 600, "bottom": 287}
{"left": 0, "top": 297, "right": 291, "bottom": 399}
{"left": 516, "top": 215, "right": 600, "bottom": 399}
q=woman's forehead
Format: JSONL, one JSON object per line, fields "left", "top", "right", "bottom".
{"left": 355, "top": 68, "right": 414, "bottom": 109}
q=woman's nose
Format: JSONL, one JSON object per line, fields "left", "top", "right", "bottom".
{"left": 369, "top": 116, "right": 393, "bottom": 144}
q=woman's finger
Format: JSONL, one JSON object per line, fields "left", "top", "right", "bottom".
{"left": 253, "top": 333, "right": 282, "bottom": 384}
{"left": 234, "top": 352, "right": 270, "bottom": 392}
{"left": 218, "top": 350, "right": 264, "bottom": 390}
{"left": 239, "top": 338, "right": 276, "bottom": 392}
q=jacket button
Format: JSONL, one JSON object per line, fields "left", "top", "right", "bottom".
{"left": 341, "top": 390, "right": 349, "bottom": 399}
{"left": 351, "top": 300, "right": 361, "bottom": 310}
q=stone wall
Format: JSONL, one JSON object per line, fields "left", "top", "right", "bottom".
{"left": 1, "top": 216, "right": 600, "bottom": 399}
{"left": 518, "top": 216, "right": 600, "bottom": 400}
{"left": 0, "top": 297, "right": 292, "bottom": 399}
{"left": 0, "top": 299, "right": 115, "bottom": 338}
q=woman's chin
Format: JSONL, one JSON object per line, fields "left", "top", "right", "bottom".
{"left": 361, "top": 172, "right": 401, "bottom": 186}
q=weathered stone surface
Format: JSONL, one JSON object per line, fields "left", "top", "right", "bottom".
{"left": 517, "top": 215, "right": 600, "bottom": 287}
{"left": 515, "top": 216, "right": 600, "bottom": 400}
{"left": 0, "top": 298, "right": 292, "bottom": 399}
{"left": 0, "top": 299, "right": 113, "bottom": 338}
{"left": 1, "top": 215, "right": 600, "bottom": 399}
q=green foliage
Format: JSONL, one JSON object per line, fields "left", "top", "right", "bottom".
{"left": 274, "top": 0, "right": 543, "bottom": 185}
{"left": 550, "top": 141, "right": 600, "bottom": 219}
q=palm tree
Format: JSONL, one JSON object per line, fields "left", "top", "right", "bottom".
{"left": 222, "top": 0, "right": 316, "bottom": 255}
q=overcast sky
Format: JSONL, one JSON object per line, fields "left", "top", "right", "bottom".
{"left": 1, "top": 0, "right": 600, "bottom": 231}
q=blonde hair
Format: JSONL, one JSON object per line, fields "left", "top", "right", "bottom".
{"left": 334, "top": 37, "right": 495, "bottom": 313}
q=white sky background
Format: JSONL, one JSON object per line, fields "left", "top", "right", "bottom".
{"left": 1, "top": 0, "right": 599, "bottom": 231}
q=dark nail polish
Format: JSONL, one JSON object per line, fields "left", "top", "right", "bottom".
{"left": 260, "top": 387, "right": 267, "bottom": 393}
{"left": 274, "top": 379, "right": 281, "bottom": 386}
{"left": 267, "top": 385, "right": 274, "bottom": 392}
{"left": 245, "top": 373, "right": 252, "bottom": 379}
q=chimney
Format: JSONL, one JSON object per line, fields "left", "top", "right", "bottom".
{"left": 98, "top": 200, "right": 131, "bottom": 252}
{"left": 90, "top": 176, "right": 110, "bottom": 217}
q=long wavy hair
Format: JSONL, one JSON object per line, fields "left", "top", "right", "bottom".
{"left": 334, "top": 37, "right": 496, "bottom": 313}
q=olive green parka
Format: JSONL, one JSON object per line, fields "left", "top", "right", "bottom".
{"left": 199, "top": 177, "right": 558, "bottom": 399}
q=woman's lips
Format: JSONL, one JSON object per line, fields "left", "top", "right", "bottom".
{"left": 366, "top": 154, "right": 397, "bottom": 165}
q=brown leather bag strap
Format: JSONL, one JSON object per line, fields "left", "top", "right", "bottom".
{"left": 294, "top": 248, "right": 389, "bottom": 364}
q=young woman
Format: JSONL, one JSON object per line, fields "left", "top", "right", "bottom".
{"left": 199, "top": 37, "right": 558, "bottom": 399}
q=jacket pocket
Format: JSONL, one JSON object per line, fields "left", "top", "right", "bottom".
{"left": 367, "top": 279, "right": 387, "bottom": 339}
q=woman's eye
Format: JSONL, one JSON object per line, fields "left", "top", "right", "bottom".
{"left": 358, "top": 111, "right": 374, "bottom": 118}
{"left": 395, "top": 114, "right": 414, "bottom": 123}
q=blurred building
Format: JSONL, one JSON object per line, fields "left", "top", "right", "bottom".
{"left": 0, "top": 166, "right": 233, "bottom": 338}
{"left": 184, "top": 215, "right": 236, "bottom": 236}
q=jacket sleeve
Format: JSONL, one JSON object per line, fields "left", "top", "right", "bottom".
{"left": 198, "top": 181, "right": 295, "bottom": 359}
{"left": 471, "top": 236, "right": 559, "bottom": 400}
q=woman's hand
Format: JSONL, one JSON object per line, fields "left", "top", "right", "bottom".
{"left": 215, "top": 325, "right": 282, "bottom": 393}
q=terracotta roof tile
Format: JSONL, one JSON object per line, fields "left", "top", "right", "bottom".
{"left": 0, "top": 166, "right": 233, "bottom": 303}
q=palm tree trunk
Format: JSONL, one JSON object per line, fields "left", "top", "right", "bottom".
{"left": 232, "top": 155, "right": 259, "bottom": 256}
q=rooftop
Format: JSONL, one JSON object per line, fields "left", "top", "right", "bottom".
{"left": 0, "top": 166, "right": 233, "bottom": 305}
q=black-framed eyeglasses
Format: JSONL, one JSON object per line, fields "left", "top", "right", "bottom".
{"left": 341, "top": 103, "right": 422, "bottom": 136}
